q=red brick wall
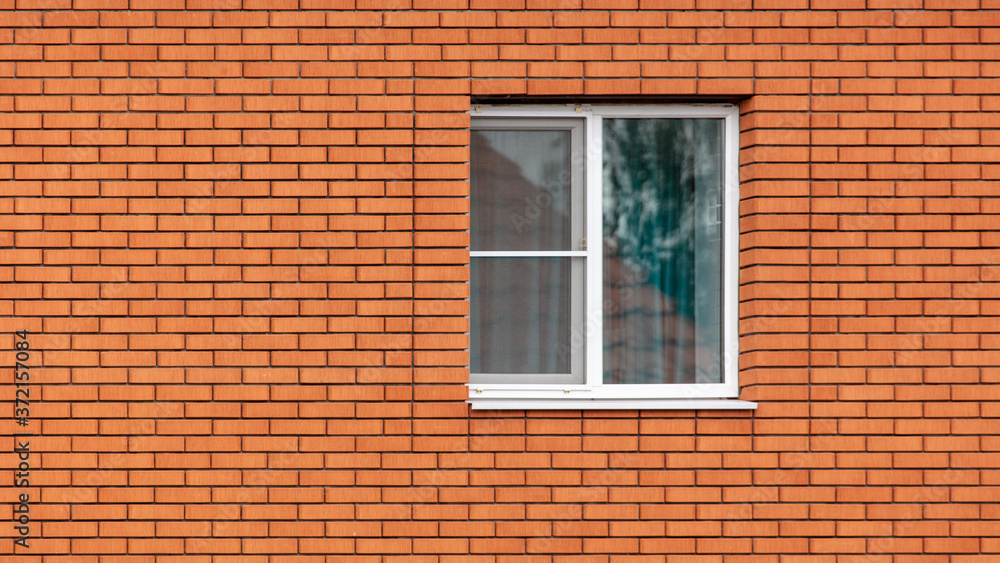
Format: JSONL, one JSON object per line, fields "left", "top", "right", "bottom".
{"left": 3, "top": 0, "right": 999, "bottom": 559}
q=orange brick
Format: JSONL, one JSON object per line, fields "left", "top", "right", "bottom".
{"left": 2, "top": 7, "right": 998, "bottom": 558}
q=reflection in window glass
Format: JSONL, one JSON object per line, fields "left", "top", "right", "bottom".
{"left": 602, "top": 118, "right": 724, "bottom": 385}
{"left": 471, "top": 257, "right": 572, "bottom": 375}
{"left": 471, "top": 129, "right": 573, "bottom": 252}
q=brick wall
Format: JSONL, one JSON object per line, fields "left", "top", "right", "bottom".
{"left": 2, "top": 0, "right": 999, "bottom": 559}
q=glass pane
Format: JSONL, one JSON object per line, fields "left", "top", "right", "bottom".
{"left": 471, "top": 129, "right": 573, "bottom": 251}
{"left": 602, "top": 118, "right": 724, "bottom": 384}
{"left": 471, "top": 257, "right": 572, "bottom": 375}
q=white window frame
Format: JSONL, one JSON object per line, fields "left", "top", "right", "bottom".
{"left": 467, "top": 104, "right": 754, "bottom": 411}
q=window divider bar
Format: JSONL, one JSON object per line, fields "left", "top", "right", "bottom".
{"left": 584, "top": 112, "right": 603, "bottom": 389}
{"left": 470, "top": 251, "right": 587, "bottom": 258}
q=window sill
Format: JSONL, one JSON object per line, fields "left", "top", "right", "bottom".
{"left": 468, "top": 398, "right": 758, "bottom": 411}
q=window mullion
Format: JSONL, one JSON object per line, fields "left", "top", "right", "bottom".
{"left": 584, "top": 112, "right": 603, "bottom": 389}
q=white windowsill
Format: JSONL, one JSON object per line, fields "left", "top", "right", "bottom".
{"left": 468, "top": 398, "right": 758, "bottom": 411}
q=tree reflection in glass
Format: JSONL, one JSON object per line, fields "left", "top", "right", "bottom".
{"left": 602, "top": 118, "right": 724, "bottom": 385}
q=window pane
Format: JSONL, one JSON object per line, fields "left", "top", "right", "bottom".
{"left": 471, "top": 129, "right": 574, "bottom": 251}
{"left": 602, "top": 118, "right": 724, "bottom": 385}
{"left": 471, "top": 257, "right": 573, "bottom": 375}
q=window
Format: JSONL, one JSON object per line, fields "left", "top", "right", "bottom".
{"left": 468, "top": 104, "right": 753, "bottom": 410}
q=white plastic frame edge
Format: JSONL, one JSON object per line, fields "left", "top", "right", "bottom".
{"left": 467, "top": 103, "right": 748, "bottom": 409}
